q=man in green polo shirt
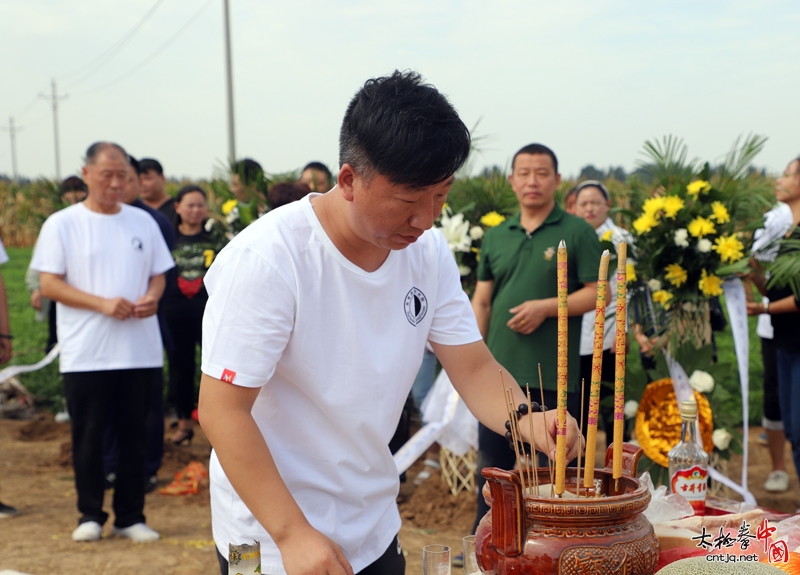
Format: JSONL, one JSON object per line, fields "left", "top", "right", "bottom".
{"left": 470, "top": 143, "right": 603, "bottom": 531}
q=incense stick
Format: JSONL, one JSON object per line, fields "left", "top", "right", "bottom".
{"left": 504, "top": 386, "right": 527, "bottom": 494}
{"left": 584, "top": 250, "right": 610, "bottom": 491}
{"left": 526, "top": 385, "right": 539, "bottom": 497}
{"left": 577, "top": 378, "right": 585, "bottom": 497}
{"left": 538, "top": 363, "right": 554, "bottom": 491}
{"left": 555, "top": 240, "right": 568, "bottom": 497}
{"left": 613, "top": 243, "right": 628, "bottom": 489}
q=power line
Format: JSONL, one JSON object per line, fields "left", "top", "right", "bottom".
{"left": 73, "top": 0, "right": 215, "bottom": 97}
{"left": 60, "top": 0, "right": 168, "bottom": 87}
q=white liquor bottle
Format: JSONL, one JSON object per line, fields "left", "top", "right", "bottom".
{"left": 668, "top": 398, "right": 709, "bottom": 516}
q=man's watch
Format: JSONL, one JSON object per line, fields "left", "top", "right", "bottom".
{"left": 764, "top": 300, "right": 770, "bottom": 314}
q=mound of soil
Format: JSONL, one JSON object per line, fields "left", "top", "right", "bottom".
{"left": 399, "top": 467, "right": 477, "bottom": 532}
{"left": 14, "top": 414, "right": 70, "bottom": 442}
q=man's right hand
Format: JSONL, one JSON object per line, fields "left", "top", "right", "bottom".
{"left": 30, "top": 289, "right": 42, "bottom": 310}
{"left": 277, "top": 524, "right": 354, "bottom": 575}
{"left": 101, "top": 297, "right": 135, "bottom": 320}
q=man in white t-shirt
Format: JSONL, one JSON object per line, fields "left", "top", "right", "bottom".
{"left": 31, "top": 142, "right": 174, "bottom": 543}
{"left": 199, "top": 71, "right": 582, "bottom": 575}
{"left": 0, "top": 238, "right": 18, "bottom": 519}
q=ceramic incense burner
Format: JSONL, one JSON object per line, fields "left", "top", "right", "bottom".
{"left": 476, "top": 444, "right": 659, "bottom": 575}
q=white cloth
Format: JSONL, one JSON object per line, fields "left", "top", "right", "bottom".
{"left": 30, "top": 203, "right": 174, "bottom": 372}
{"left": 579, "top": 218, "right": 634, "bottom": 355}
{"left": 752, "top": 203, "right": 793, "bottom": 340}
{"left": 201, "top": 195, "right": 481, "bottom": 575}
{"left": 0, "top": 239, "right": 8, "bottom": 265}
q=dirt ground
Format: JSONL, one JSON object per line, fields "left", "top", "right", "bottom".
{"left": 0, "top": 414, "right": 797, "bottom": 575}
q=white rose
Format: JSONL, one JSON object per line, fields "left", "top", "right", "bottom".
{"left": 674, "top": 228, "right": 689, "bottom": 248}
{"left": 647, "top": 279, "right": 662, "bottom": 291}
{"left": 458, "top": 264, "right": 471, "bottom": 277}
{"left": 469, "top": 226, "right": 484, "bottom": 241}
{"left": 689, "top": 370, "right": 714, "bottom": 393}
{"left": 697, "top": 238, "right": 712, "bottom": 253}
{"left": 712, "top": 428, "right": 733, "bottom": 451}
{"left": 624, "top": 400, "right": 639, "bottom": 419}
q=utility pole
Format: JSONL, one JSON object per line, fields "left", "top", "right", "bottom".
{"left": 222, "top": 0, "right": 236, "bottom": 166}
{"left": 2, "top": 117, "right": 20, "bottom": 181}
{"left": 40, "top": 79, "right": 68, "bottom": 181}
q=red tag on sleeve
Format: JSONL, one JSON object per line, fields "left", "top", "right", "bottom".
{"left": 220, "top": 369, "right": 236, "bottom": 383}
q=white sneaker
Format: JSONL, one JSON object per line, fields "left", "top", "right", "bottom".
{"left": 72, "top": 521, "right": 103, "bottom": 542}
{"left": 764, "top": 470, "right": 790, "bottom": 492}
{"left": 112, "top": 522, "right": 160, "bottom": 542}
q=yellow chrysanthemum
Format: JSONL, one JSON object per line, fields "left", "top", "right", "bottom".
{"left": 664, "top": 263, "right": 688, "bottom": 287}
{"left": 686, "top": 180, "right": 711, "bottom": 197}
{"left": 480, "top": 211, "right": 506, "bottom": 228}
{"left": 600, "top": 230, "right": 613, "bottom": 242}
{"left": 688, "top": 216, "right": 716, "bottom": 238}
{"left": 642, "top": 197, "right": 666, "bottom": 217}
{"left": 203, "top": 249, "right": 215, "bottom": 268}
{"left": 698, "top": 269, "right": 724, "bottom": 297}
{"left": 626, "top": 262, "right": 637, "bottom": 282}
{"left": 710, "top": 201, "right": 730, "bottom": 224}
{"left": 633, "top": 213, "right": 659, "bottom": 234}
{"left": 652, "top": 290, "right": 674, "bottom": 309}
{"left": 662, "top": 195, "right": 685, "bottom": 219}
{"left": 221, "top": 199, "right": 238, "bottom": 215}
{"left": 713, "top": 235, "right": 745, "bottom": 263}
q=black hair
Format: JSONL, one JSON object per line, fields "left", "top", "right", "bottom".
{"left": 268, "top": 182, "right": 312, "bottom": 210}
{"left": 232, "top": 158, "right": 264, "bottom": 186}
{"left": 302, "top": 161, "right": 332, "bottom": 180}
{"left": 339, "top": 70, "right": 470, "bottom": 188}
{"left": 128, "top": 155, "right": 141, "bottom": 175}
{"left": 61, "top": 176, "right": 87, "bottom": 192}
{"left": 85, "top": 141, "right": 127, "bottom": 165}
{"left": 139, "top": 158, "right": 163, "bottom": 175}
{"left": 573, "top": 180, "right": 610, "bottom": 202}
{"left": 175, "top": 185, "right": 206, "bottom": 203}
{"left": 512, "top": 143, "right": 558, "bottom": 174}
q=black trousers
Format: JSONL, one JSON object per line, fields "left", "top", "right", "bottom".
{"left": 762, "top": 337, "right": 782, "bottom": 423}
{"left": 165, "top": 309, "right": 203, "bottom": 420}
{"left": 472, "top": 388, "right": 583, "bottom": 533}
{"left": 216, "top": 534, "right": 405, "bottom": 575}
{"left": 63, "top": 368, "right": 156, "bottom": 527}
{"left": 103, "top": 369, "right": 164, "bottom": 479}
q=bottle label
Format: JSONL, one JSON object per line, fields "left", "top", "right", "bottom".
{"left": 671, "top": 465, "right": 708, "bottom": 515}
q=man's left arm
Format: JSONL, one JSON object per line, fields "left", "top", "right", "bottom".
{"left": 134, "top": 274, "right": 165, "bottom": 318}
{"left": 431, "top": 339, "right": 582, "bottom": 461}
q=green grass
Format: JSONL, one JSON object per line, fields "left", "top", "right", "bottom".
{"left": 2, "top": 246, "right": 63, "bottom": 410}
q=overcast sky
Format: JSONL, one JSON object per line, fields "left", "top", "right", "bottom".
{"left": 2, "top": 0, "right": 799, "bottom": 181}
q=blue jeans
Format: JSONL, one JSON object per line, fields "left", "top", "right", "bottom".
{"left": 776, "top": 348, "right": 800, "bottom": 479}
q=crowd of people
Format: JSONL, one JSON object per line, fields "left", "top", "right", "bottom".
{"left": 0, "top": 68, "right": 797, "bottom": 575}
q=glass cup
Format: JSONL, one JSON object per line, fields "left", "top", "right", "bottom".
{"left": 423, "top": 544, "right": 451, "bottom": 575}
{"left": 462, "top": 535, "right": 480, "bottom": 574}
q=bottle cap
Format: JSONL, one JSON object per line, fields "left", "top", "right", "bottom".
{"left": 680, "top": 399, "right": 698, "bottom": 420}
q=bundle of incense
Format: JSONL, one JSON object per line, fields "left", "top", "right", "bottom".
{"left": 526, "top": 384, "right": 540, "bottom": 497}
{"left": 538, "top": 364, "right": 554, "bottom": 489}
{"left": 500, "top": 372, "right": 528, "bottom": 494}
{"left": 613, "top": 242, "right": 628, "bottom": 491}
{"left": 555, "top": 240, "right": 568, "bottom": 497}
{"left": 584, "top": 250, "right": 610, "bottom": 492}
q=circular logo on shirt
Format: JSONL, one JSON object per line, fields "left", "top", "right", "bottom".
{"left": 131, "top": 237, "right": 143, "bottom": 252}
{"left": 404, "top": 287, "right": 428, "bottom": 326}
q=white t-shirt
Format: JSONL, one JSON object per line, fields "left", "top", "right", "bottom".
{"left": 0, "top": 238, "right": 8, "bottom": 265}
{"left": 201, "top": 194, "right": 481, "bottom": 574}
{"left": 579, "top": 218, "right": 634, "bottom": 355}
{"left": 30, "top": 203, "right": 174, "bottom": 372}
{"left": 752, "top": 203, "right": 793, "bottom": 340}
